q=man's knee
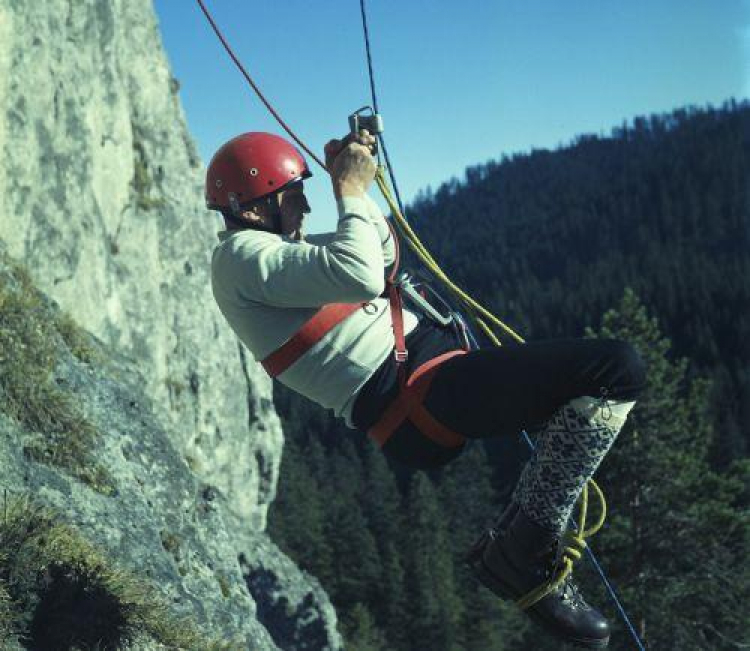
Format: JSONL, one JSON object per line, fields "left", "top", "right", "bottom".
{"left": 606, "top": 339, "right": 647, "bottom": 400}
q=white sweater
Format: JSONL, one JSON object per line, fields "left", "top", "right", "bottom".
{"left": 211, "top": 194, "right": 418, "bottom": 428}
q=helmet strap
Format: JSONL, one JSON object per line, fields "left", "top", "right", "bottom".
{"left": 256, "top": 193, "right": 283, "bottom": 235}
{"left": 270, "top": 194, "right": 283, "bottom": 235}
{"left": 224, "top": 192, "right": 283, "bottom": 235}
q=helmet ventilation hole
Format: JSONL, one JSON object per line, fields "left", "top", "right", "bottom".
{"left": 249, "top": 168, "right": 258, "bottom": 176}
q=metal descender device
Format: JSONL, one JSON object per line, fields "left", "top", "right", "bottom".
{"left": 396, "top": 270, "right": 471, "bottom": 350}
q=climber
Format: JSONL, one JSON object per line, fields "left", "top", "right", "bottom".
{"left": 206, "top": 130, "right": 647, "bottom": 649}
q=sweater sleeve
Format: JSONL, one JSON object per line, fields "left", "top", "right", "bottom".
{"left": 305, "top": 194, "right": 395, "bottom": 269}
{"left": 216, "top": 196, "right": 386, "bottom": 308}
{"left": 362, "top": 193, "right": 396, "bottom": 270}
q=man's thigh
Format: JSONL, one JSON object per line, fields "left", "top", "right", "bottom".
{"left": 423, "top": 338, "right": 633, "bottom": 438}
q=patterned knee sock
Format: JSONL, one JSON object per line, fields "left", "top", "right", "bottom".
{"left": 510, "top": 395, "right": 636, "bottom": 535}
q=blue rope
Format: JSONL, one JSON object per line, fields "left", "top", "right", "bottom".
{"left": 360, "top": 0, "right": 469, "bottom": 312}
{"left": 358, "top": 0, "right": 407, "bottom": 216}
{"left": 359, "top": 0, "right": 379, "bottom": 116}
{"left": 357, "top": 2, "right": 646, "bottom": 649}
{"left": 583, "top": 545, "right": 647, "bottom": 650}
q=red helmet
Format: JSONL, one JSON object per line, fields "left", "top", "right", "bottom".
{"left": 205, "top": 132, "right": 312, "bottom": 213}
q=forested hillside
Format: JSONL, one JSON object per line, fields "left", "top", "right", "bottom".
{"left": 268, "top": 101, "right": 750, "bottom": 650}
{"left": 407, "top": 100, "right": 749, "bottom": 464}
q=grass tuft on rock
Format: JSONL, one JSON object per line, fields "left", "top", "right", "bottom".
{"left": 55, "top": 312, "right": 101, "bottom": 365}
{"left": 0, "top": 492, "right": 241, "bottom": 650}
{"left": 0, "top": 253, "right": 114, "bottom": 494}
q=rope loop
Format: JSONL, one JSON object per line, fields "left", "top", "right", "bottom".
{"left": 514, "top": 481, "right": 602, "bottom": 610}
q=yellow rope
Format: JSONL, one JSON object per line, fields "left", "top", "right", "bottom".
{"left": 374, "top": 167, "right": 607, "bottom": 609}
{"left": 516, "top": 481, "right": 607, "bottom": 609}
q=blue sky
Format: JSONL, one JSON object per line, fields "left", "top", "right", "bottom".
{"left": 153, "top": 0, "right": 749, "bottom": 232}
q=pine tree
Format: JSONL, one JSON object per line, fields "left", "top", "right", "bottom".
{"left": 437, "top": 442, "right": 530, "bottom": 650}
{"left": 379, "top": 541, "right": 410, "bottom": 651}
{"left": 341, "top": 602, "right": 391, "bottom": 651}
{"left": 325, "top": 441, "right": 382, "bottom": 609}
{"left": 577, "top": 287, "right": 750, "bottom": 650}
{"left": 266, "top": 433, "right": 333, "bottom": 587}
{"left": 359, "top": 441, "right": 411, "bottom": 647}
{"left": 361, "top": 439, "right": 405, "bottom": 555}
{"left": 403, "top": 472, "right": 464, "bottom": 651}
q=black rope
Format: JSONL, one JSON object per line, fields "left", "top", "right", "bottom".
{"left": 358, "top": 0, "right": 407, "bottom": 217}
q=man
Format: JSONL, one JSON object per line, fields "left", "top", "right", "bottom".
{"left": 207, "top": 130, "right": 647, "bottom": 649}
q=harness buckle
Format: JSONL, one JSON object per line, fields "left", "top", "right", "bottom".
{"left": 394, "top": 349, "right": 408, "bottom": 363}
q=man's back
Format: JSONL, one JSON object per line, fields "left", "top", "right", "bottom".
{"left": 210, "top": 196, "right": 418, "bottom": 427}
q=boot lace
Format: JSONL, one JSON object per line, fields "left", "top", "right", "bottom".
{"left": 560, "top": 576, "right": 589, "bottom": 609}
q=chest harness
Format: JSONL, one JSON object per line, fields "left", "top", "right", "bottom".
{"left": 260, "top": 220, "right": 470, "bottom": 452}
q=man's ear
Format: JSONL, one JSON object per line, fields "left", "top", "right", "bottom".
{"left": 241, "top": 209, "right": 265, "bottom": 223}
{"left": 241, "top": 198, "right": 268, "bottom": 220}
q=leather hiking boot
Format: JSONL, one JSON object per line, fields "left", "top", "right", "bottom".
{"left": 465, "top": 500, "right": 519, "bottom": 566}
{"left": 468, "top": 508, "right": 611, "bottom": 649}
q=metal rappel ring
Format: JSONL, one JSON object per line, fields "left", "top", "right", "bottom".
{"left": 363, "top": 302, "right": 378, "bottom": 315}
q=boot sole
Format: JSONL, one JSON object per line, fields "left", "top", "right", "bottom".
{"left": 471, "top": 555, "right": 611, "bottom": 649}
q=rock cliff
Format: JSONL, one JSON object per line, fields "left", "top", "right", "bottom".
{"left": 0, "top": 0, "right": 341, "bottom": 648}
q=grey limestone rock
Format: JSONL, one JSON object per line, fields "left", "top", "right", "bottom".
{"left": 0, "top": 0, "right": 342, "bottom": 648}
{"left": 0, "top": 251, "right": 342, "bottom": 648}
{"left": 0, "top": 0, "right": 277, "bottom": 530}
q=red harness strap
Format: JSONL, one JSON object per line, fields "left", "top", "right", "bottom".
{"left": 262, "top": 302, "right": 365, "bottom": 376}
{"left": 367, "top": 348, "right": 468, "bottom": 449}
{"left": 261, "top": 221, "right": 469, "bottom": 451}
{"left": 388, "top": 277, "right": 408, "bottom": 365}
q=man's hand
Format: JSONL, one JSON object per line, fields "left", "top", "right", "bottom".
{"left": 324, "top": 131, "right": 377, "bottom": 199}
{"left": 324, "top": 130, "right": 377, "bottom": 168}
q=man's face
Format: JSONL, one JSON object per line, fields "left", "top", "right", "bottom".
{"left": 278, "top": 181, "right": 310, "bottom": 239}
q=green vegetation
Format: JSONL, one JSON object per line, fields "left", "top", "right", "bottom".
{"left": 271, "top": 287, "right": 749, "bottom": 651}
{"left": 165, "top": 376, "right": 188, "bottom": 399}
{"left": 0, "top": 248, "right": 249, "bottom": 645}
{"left": 0, "top": 492, "right": 242, "bottom": 650}
{"left": 55, "top": 311, "right": 101, "bottom": 365}
{"left": 217, "top": 572, "right": 231, "bottom": 599}
{"left": 269, "top": 102, "right": 750, "bottom": 650}
{"left": 408, "top": 99, "right": 750, "bottom": 468}
{"left": 0, "top": 254, "right": 115, "bottom": 494}
{"left": 579, "top": 287, "right": 750, "bottom": 649}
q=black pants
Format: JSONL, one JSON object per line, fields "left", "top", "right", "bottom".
{"left": 351, "top": 319, "right": 648, "bottom": 470}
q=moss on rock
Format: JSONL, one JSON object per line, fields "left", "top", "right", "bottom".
{"left": 55, "top": 312, "right": 102, "bottom": 365}
{"left": 0, "top": 492, "right": 239, "bottom": 650}
{"left": 0, "top": 253, "right": 115, "bottom": 495}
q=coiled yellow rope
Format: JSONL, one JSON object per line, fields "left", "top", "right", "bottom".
{"left": 375, "top": 167, "right": 607, "bottom": 609}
